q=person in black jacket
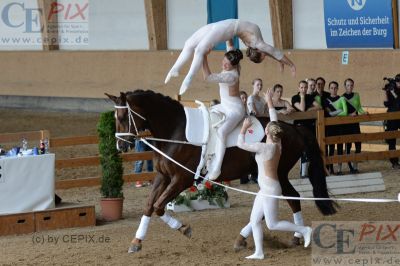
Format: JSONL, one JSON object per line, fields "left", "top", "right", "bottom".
{"left": 384, "top": 74, "right": 400, "bottom": 169}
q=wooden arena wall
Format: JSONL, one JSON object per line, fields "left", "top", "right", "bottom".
{"left": 0, "top": 50, "right": 399, "bottom": 107}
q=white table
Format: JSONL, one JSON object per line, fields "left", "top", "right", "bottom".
{"left": 0, "top": 154, "right": 55, "bottom": 215}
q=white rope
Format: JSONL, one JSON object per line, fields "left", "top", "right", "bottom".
{"left": 145, "top": 137, "right": 203, "bottom": 146}
{"left": 140, "top": 138, "right": 400, "bottom": 204}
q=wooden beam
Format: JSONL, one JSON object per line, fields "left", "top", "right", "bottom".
{"left": 144, "top": 0, "right": 167, "bottom": 50}
{"left": 325, "top": 130, "right": 400, "bottom": 145}
{"left": 55, "top": 172, "right": 156, "bottom": 189}
{"left": 55, "top": 151, "right": 154, "bottom": 169}
{"left": 326, "top": 149, "right": 400, "bottom": 164}
{"left": 325, "top": 111, "right": 400, "bottom": 126}
{"left": 269, "top": 0, "right": 293, "bottom": 49}
{"left": 393, "top": 0, "right": 399, "bottom": 49}
{"left": 37, "top": 0, "right": 59, "bottom": 51}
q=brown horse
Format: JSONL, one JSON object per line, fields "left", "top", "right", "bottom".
{"left": 106, "top": 90, "right": 337, "bottom": 253}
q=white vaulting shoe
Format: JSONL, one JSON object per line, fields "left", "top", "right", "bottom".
{"left": 245, "top": 253, "right": 264, "bottom": 260}
{"left": 164, "top": 69, "right": 179, "bottom": 84}
{"left": 303, "top": 227, "right": 313, "bottom": 248}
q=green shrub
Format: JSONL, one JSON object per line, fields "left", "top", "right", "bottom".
{"left": 97, "top": 111, "right": 124, "bottom": 198}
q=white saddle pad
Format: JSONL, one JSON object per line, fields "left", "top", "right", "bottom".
{"left": 184, "top": 105, "right": 264, "bottom": 147}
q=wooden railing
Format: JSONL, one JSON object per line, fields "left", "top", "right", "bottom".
{"left": 0, "top": 131, "right": 156, "bottom": 189}
{"left": 2, "top": 108, "right": 399, "bottom": 189}
{"left": 317, "top": 111, "right": 400, "bottom": 165}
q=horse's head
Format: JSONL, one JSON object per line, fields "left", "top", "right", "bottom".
{"left": 105, "top": 92, "right": 148, "bottom": 152}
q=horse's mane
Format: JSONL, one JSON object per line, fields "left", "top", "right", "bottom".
{"left": 126, "top": 90, "right": 183, "bottom": 110}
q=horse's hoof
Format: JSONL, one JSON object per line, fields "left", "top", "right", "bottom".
{"left": 179, "top": 224, "right": 192, "bottom": 239}
{"left": 127, "top": 243, "right": 142, "bottom": 253}
{"left": 289, "top": 236, "right": 301, "bottom": 247}
{"left": 233, "top": 236, "right": 247, "bottom": 252}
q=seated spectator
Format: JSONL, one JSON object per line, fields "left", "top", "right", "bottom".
{"left": 324, "top": 81, "right": 348, "bottom": 175}
{"left": 247, "top": 78, "right": 267, "bottom": 116}
{"left": 291, "top": 80, "right": 321, "bottom": 178}
{"left": 271, "top": 84, "right": 295, "bottom": 115}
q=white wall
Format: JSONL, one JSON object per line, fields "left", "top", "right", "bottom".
{"left": 238, "top": 0, "right": 274, "bottom": 48}
{"left": 166, "top": 0, "right": 207, "bottom": 49}
{"left": 60, "top": 0, "right": 148, "bottom": 50}
{"left": 0, "top": 0, "right": 42, "bottom": 50}
{"left": 293, "top": 0, "right": 326, "bottom": 49}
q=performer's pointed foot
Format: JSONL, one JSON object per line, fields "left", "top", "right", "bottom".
{"left": 164, "top": 69, "right": 179, "bottom": 84}
{"left": 179, "top": 76, "right": 192, "bottom": 95}
{"left": 245, "top": 253, "right": 264, "bottom": 260}
{"left": 179, "top": 82, "right": 189, "bottom": 95}
{"left": 303, "top": 227, "right": 312, "bottom": 248}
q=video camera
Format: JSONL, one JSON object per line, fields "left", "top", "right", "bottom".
{"left": 382, "top": 77, "right": 399, "bottom": 91}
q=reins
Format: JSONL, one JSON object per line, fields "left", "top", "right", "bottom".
{"left": 114, "top": 103, "right": 202, "bottom": 145}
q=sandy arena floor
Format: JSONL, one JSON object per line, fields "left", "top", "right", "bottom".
{"left": 0, "top": 108, "right": 399, "bottom": 266}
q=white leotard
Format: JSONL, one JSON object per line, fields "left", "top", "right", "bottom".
{"left": 237, "top": 108, "right": 310, "bottom": 260}
{"left": 206, "top": 68, "right": 245, "bottom": 179}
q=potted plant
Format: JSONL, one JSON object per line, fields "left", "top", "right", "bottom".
{"left": 97, "top": 111, "right": 124, "bottom": 221}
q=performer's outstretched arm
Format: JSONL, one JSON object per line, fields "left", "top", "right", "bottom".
{"left": 264, "top": 89, "right": 278, "bottom": 121}
{"left": 254, "top": 42, "right": 296, "bottom": 77}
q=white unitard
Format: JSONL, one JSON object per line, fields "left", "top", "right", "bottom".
{"left": 237, "top": 108, "right": 311, "bottom": 259}
{"left": 165, "top": 19, "right": 284, "bottom": 95}
{"left": 206, "top": 69, "right": 245, "bottom": 180}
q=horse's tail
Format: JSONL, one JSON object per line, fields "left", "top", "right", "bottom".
{"left": 306, "top": 132, "right": 338, "bottom": 215}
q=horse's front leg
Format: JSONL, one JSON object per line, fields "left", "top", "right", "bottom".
{"left": 128, "top": 174, "right": 170, "bottom": 253}
{"left": 153, "top": 175, "right": 193, "bottom": 238}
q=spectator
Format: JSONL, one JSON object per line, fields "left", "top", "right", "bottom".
{"left": 240, "top": 90, "right": 257, "bottom": 184}
{"left": 315, "top": 77, "right": 330, "bottom": 109}
{"left": 306, "top": 78, "right": 317, "bottom": 95}
{"left": 239, "top": 91, "right": 249, "bottom": 115}
{"left": 291, "top": 80, "right": 321, "bottom": 178}
{"left": 383, "top": 74, "right": 400, "bottom": 169}
{"left": 134, "top": 140, "right": 153, "bottom": 188}
{"left": 247, "top": 78, "right": 267, "bottom": 116}
{"left": 272, "top": 84, "right": 295, "bottom": 115}
{"left": 342, "top": 78, "right": 367, "bottom": 174}
{"left": 324, "top": 81, "right": 348, "bottom": 175}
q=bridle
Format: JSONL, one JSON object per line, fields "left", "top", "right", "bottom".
{"left": 114, "top": 103, "right": 146, "bottom": 145}
{"left": 114, "top": 103, "right": 195, "bottom": 146}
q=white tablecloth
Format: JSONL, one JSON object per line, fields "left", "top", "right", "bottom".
{"left": 0, "top": 154, "right": 55, "bottom": 215}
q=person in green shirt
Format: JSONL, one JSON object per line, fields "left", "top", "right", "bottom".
{"left": 324, "top": 81, "right": 348, "bottom": 175}
{"left": 342, "top": 78, "right": 367, "bottom": 174}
